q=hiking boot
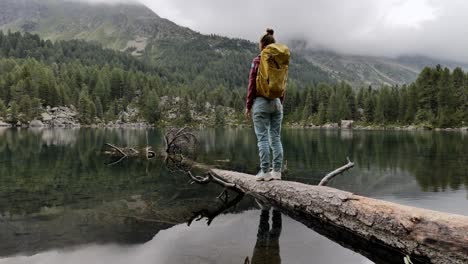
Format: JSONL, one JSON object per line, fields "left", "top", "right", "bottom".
{"left": 256, "top": 171, "right": 272, "bottom": 181}
{"left": 271, "top": 171, "right": 282, "bottom": 180}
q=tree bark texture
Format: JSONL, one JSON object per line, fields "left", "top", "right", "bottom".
{"left": 211, "top": 169, "right": 468, "bottom": 264}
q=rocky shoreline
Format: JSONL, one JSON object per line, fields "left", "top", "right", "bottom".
{"left": 0, "top": 106, "right": 153, "bottom": 129}
{"left": 286, "top": 120, "right": 468, "bottom": 132}
{"left": 1, "top": 111, "right": 467, "bottom": 132}
{"left": 0, "top": 98, "right": 241, "bottom": 129}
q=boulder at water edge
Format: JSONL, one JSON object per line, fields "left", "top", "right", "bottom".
{"left": 30, "top": 120, "right": 45, "bottom": 128}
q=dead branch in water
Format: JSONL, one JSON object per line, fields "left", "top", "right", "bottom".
{"left": 164, "top": 127, "right": 197, "bottom": 155}
{"left": 104, "top": 140, "right": 156, "bottom": 165}
{"left": 162, "top": 127, "right": 243, "bottom": 196}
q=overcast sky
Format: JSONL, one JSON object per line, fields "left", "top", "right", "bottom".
{"left": 80, "top": 0, "right": 468, "bottom": 62}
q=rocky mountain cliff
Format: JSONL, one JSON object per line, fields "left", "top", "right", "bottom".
{"left": 0, "top": 0, "right": 193, "bottom": 52}
{"left": 294, "top": 47, "right": 468, "bottom": 87}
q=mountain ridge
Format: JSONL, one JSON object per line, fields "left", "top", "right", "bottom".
{"left": 292, "top": 47, "right": 468, "bottom": 87}
{"left": 1, "top": 0, "right": 467, "bottom": 87}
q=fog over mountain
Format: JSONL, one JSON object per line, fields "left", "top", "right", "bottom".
{"left": 132, "top": 0, "right": 468, "bottom": 63}
{"left": 70, "top": 0, "right": 138, "bottom": 3}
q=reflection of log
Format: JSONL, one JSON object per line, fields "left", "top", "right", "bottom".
{"left": 211, "top": 169, "right": 468, "bottom": 264}
{"left": 285, "top": 209, "right": 427, "bottom": 264}
{"left": 188, "top": 192, "right": 244, "bottom": 226}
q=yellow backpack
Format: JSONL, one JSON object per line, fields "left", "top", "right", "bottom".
{"left": 256, "top": 43, "right": 290, "bottom": 99}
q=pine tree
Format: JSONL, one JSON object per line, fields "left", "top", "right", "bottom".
{"left": 0, "top": 99, "right": 6, "bottom": 118}
{"left": 464, "top": 73, "right": 468, "bottom": 124}
{"left": 398, "top": 86, "right": 408, "bottom": 124}
{"left": 215, "top": 106, "right": 225, "bottom": 127}
{"left": 326, "top": 91, "right": 339, "bottom": 123}
{"left": 343, "top": 83, "right": 356, "bottom": 119}
{"left": 436, "top": 67, "right": 455, "bottom": 127}
{"left": 10, "top": 80, "right": 25, "bottom": 103}
{"left": 9, "top": 101, "right": 19, "bottom": 123}
{"left": 451, "top": 67, "right": 465, "bottom": 125}
{"left": 363, "top": 89, "right": 375, "bottom": 123}
{"left": 316, "top": 83, "right": 331, "bottom": 109}
{"left": 337, "top": 92, "right": 351, "bottom": 120}
{"left": 95, "top": 97, "right": 104, "bottom": 119}
{"left": 356, "top": 87, "right": 365, "bottom": 109}
{"left": 301, "top": 88, "right": 313, "bottom": 121}
{"left": 78, "top": 88, "right": 96, "bottom": 124}
{"left": 317, "top": 102, "right": 327, "bottom": 125}
{"left": 125, "top": 74, "right": 137, "bottom": 102}
{"left": 94, "top": 76, "right": 108, "bottom": 109}
{"left": 416, "top": 66, "right": 440, "bottom": 121}
{"left": 388, "top": 87, "right": 400, "bottom": 123}
{"left": 31, "top": 98, "right": 42, "bottom": 119}
{"left": 374, "top": 89, "right": 388, "bottom": 124}
{"left": 110, "top": 68, "right": 124, "bottom": 100}
{"left": 18, "top": 95, "right": 33, "bottom": 121}
{"left": 180, "top": 95, "right": 192, "bottom": 123}
{"left": 283, "top": 83, "right": 298, "bottom": 117}
{"left": 405, "top": 84, "right": 418, "bottom": 124}
{"left": 142, "top": 90, "right": 160, "bottom": 123}
{"left": 0, "top": 77, "right": 5, "bottom": 102}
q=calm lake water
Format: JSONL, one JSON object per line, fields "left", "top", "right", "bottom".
{"left": 0, "top": 128, "right": 466, "bottom": 264}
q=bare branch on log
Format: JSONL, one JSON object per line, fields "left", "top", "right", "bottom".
{"left": 318, "top": 157, "right": 355, "bottom": 186}
{"left": 185, "top": 171, "right": 242, "bottom": 194}
{"left": 208, "top": 172, "right": 237, "bottom": 189}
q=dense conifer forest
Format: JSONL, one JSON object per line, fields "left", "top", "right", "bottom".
{"left": 0, "top": 31, "right": 466, "bottom": 127}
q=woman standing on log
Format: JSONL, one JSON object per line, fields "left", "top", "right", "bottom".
{"left": 245, "top": 28, "right": 289, "bottom": 181}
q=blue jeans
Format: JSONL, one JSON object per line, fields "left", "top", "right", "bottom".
{"left": 252, "top": 97, "right": 284, "bottom": 173}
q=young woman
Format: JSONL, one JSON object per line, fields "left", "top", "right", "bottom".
{"left": 245, "top": 28, "right": 284, "bottom": 181}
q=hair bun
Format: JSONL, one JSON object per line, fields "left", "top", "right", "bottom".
{"left": 266, "top": 28, "right": 274, "bottom": 36}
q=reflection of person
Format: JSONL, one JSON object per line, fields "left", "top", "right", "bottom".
{"left": 251, "top": 209, "right": 282, "bottom": 264}
{"left": 245, "top": 28, "right": 284, "bottom": 182}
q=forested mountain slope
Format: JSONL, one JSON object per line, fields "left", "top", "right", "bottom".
{"left": 0, "top": 0, "right": 332, "bottom": 89}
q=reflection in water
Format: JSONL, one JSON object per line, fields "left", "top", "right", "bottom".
{"left": 188, "top": 191, "right": 245, "bottom": 226}
{"left": 250, "top": 209, "right": 282, "bottom": 264}
{"left": 196, "top": 129, "right": 468, "bottom": 193}
{"left": 0, "top": 210, "right": 372, "bottom": 264}
{"left": 196, "top": 129, "right": 468, "bottom": 209}
{"left": 0, "top": 128, "right": 467, "bottom": 263}
{"left": 283, "top": 209, "right": 427, "bottom": 264}
{"left": 0, "top": 128, "right": 229, "bottom": 257}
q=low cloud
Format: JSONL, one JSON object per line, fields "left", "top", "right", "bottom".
{"left": 69, "top": 0, "right": 138, "bottom": 4}
{"left": 139, "top": 0, "right": 468, "bottom": 63}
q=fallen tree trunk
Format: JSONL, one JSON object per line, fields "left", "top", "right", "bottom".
{"left": 211, "top": 169, "right": 468, "bottom": 264}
